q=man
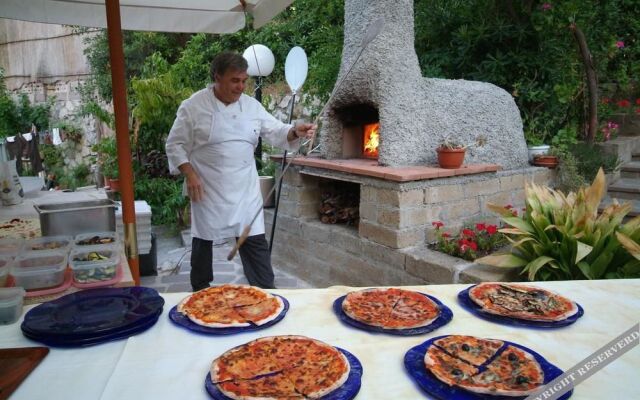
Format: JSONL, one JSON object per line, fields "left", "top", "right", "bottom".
{"left": 166, "top": 52, "right": 316, "bottom": 291}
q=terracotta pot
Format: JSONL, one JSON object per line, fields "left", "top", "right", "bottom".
{"left": 532, "top": 155, "right": 559, "bottom": 169}
{"left": 108, "top": 178, "right": 120, "bottom": 192}
{"left": 436, "top": 147, "right": 466, "bottom": 169}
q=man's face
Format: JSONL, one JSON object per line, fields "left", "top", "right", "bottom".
{"left": 214, "top": 68, "right": 249, "bottom": 104}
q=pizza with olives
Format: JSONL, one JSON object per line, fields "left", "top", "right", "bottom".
{"left": 342, "top": 288, "right": 440, "bottom": 329}
{"left": 424, "top": 335, "right": 545, "bottom": 397}
{"left": 468, "top": 283, "right": 579, "bottom": 322}
{"left": 177, "top": 284, "right": 284, "bottom": 328}
{"left": 211, "top": 335, "right": 350, "bottom": 400}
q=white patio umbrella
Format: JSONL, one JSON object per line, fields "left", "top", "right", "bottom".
{"left": 0, "top": 0, "right": 293, "bottom": 283}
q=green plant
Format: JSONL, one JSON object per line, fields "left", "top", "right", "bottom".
{"left": 569, "top": 142, "right": 621, "bottom": 181}
{"left": 40, "top": 144, "right": 64, "bottom": 171}
{"left": 477, "top": 169, "right": 640, "bottom": 280}
{"left": 134, "top": 176, "right": 189, "bottom": 228}
{"left": 431, "top": 221, "right": 507, "bottom": 261}
{"left": 54, "top": 121, "right": 83, "bottom": 143}
{"left": 555, "top": 151, "right": 587, "bottom": 193}
{"left": 438, "top": 135, "right": 487, "bottom": 150}
{"left": 92, "top": 137, "right": 119, "bottom": 178}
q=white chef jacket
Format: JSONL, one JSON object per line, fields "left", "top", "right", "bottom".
{"left": 165, "top": 85, "right": 300, "bottom": 241}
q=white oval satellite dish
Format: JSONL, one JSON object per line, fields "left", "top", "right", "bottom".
{"left": 285, "top": 47, "right": 308, "bottom": 93}
{"left": 243, "top": 44, "right": 275, "bottom": 77}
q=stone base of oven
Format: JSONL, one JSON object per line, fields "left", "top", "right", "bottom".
{"left": 265, "top": 165, "right": 554, "bottom": 286}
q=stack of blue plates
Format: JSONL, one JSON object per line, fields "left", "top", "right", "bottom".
{"left": 21, "top": 287, "right": 164, "bottom": 347}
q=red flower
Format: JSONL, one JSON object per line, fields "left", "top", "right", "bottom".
{"left": 504, "top": 204, "right": 513, "bottom": 210}
{"left": 512, "top": 210, "right": 518, "bottom": 217}
{"left": 432, "top": 221, "right": 444, "bottom": 229}
{"left": 462, "top": 229, "right": 475, "bottom": 237}
{"left": 442, "top": 232, "right": 451, "bottom": 238}
{"left": 469, "top": 241, "right": 478, "bottom": 251}
{"left": 636, "top": 99, "right": 640, "bottom": 105}
{"left": 617, "top": 99, "right": 631, "bottom": 108}
{"left": 486, "top": 225, "right": 498, "bottom": 235}
{"left": 475, "top": 223, "right": 486, "bottom": 231}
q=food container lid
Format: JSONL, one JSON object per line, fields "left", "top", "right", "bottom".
{"left": 0, "top": 287, "right": 26, "bottom": 306}
{"left": 74, "top": 231, "right": 119, "bottom": 246}
{"left": 0, "top": 237, "right": 24, "bottom": 257}
{"left": 70, "top": 244, "right": 119, "bottom": 271}
{"left": 24, "top": 235, "right": 72, "bottom": 252}
{"left": 11, "top": 250, "right": 68, "bottom": 276}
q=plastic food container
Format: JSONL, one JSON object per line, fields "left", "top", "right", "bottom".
{"left": 0, "top": 237, "right": 23, "bottom": 257}
{"left": 11, "top": 250, "right": 68, "bottom": 290}
{"left": 0, "top": 255, "right": 11, "bottom": 287}
{"left": 70, "top": 244, "right": 119, "bottom": 284}
{"left": 0, "top": 287, "right": 26, "bottom": 324}
{"left": 24, "top": 235, "right": 72, "bottom": 253}
{"left": 74, "top": 231, "right": 119, "bottom": 246}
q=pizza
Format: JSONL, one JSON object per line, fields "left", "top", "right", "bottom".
{"left": 342, "top": 288, "right": 440, "bottom": 329}
{"left": 433, "top": 335, "right": 503, "bottom": 366}
{"left": 177, "top": 284, "right": 284, "bottom": 328}
{"left": 425, "top": 335, "right": 544, "bottom": 397}
{"left": 211, "top": 335, "right": 350, "bottom": 400}
{"left": 468, "top": 282, "right": 579, "bottom": 322}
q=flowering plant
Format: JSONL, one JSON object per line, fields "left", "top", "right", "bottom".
{"left": 596, "top": 121, "right": 619, "bottom": 142}
{"left": 431, "top": 220, "right": 507, "bottom": 261}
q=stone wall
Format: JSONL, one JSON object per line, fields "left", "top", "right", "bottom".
{"left": 267, "top": 166, "right": 555, "bottom": 287}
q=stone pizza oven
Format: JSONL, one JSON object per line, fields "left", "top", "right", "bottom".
{"left": 267, "top": 0, "right": 553, "bottom": 288}
{"left": 319, "top": 0, "right": 529, "bottom": 169}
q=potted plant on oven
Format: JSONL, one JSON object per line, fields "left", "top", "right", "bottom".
{"left": 436, "top": 135, "right": 487, "bottom": 169}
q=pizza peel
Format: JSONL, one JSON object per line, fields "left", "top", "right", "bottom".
{"left": 227, "top": 18, "right": 385, "bottom": 261}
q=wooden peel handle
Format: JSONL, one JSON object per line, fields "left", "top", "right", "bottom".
{"left": 227, "top": 225, "right": 251, "bottom": 261}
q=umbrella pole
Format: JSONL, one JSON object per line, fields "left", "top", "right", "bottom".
{"left": 105, "top": 0, "right": 139, "bottom": 284}
{"left": 268, "top": 92, "right": 296, "bottom": 253}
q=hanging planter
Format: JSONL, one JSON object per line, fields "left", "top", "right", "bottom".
{"left": 436, "top": 147, "right": 466, "bottom": 169}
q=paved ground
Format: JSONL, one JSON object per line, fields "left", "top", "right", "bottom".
{"left": 139, "top": 226, "right": 312, "bottom": 293}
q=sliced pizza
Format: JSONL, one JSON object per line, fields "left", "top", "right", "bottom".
{"left": 177, "top": 284, "right": 283, "bottom": 328}
{"left": 424, "top": 345, "right": 479, "bottom": 387}
{"left": 462, "top": 345, "right": 545, "bottom": 396}
{"left": 211, "top": 336, "right": 350, "bottom": 400}
{"left": 424, "top": 336, "right": 546, "bottom": 397}
{"left": 469, "top": 283, "right": 579, "bottom": 322}
{"left": 434, "top": 335, "right": 504, "bottom": 366}
{"left": 342, "top": 288, "right": 440, "bottom": 330}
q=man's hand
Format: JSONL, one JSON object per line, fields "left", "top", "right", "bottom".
{"left": 178, "top": 163, "right": 204, "bottom": 202}
{"left": 288, "top": 123, "right": 317, "bottom": 141}
{"left": 186, "top": 171, "right": 204, "bottom": 202}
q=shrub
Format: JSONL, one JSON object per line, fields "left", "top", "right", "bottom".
{"left": 477, "top": 169, "right": 640, "bottom": 280}
{"left": 431, "top": 221, "right": 507, "bottom": 261}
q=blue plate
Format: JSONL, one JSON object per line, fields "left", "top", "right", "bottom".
{"left": 332, "top": 293, "right": 453, "bottom": 336}
{"left": 169, "top": 295, "right": 289, "bottom": 335}
{"left": 205, "top": 347, "right": 363, "bottom": 400}
{"left": 22, "top": 311, "right": 161, "bottom": 348}
{"left": 458, "top": 286, "right": 584, "bottom": 329}
{"left": 405, "top": 336, "right": 572, "bottom": 400}
{"left": 22, "top": 287, "right": 165, "bottom": 337}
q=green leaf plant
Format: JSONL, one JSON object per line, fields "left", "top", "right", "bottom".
{"left": 476, "top": 168, "right": 640, "bottom": 280}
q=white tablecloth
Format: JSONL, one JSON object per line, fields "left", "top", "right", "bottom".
{"left": 1, "top": 280, "right": 639, "bottom": 399}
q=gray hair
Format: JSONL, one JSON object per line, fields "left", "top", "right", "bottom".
{"left": 210, "top": 52, "right": 248, "bottom": 81}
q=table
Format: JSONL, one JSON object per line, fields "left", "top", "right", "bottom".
{"left": 1, "top": 279, "right": 639, "bottom": 399}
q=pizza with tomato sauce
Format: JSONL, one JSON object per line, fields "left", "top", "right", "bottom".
{"left": 342, "top": 288, "right": 440, "bottom": 329}
{"left": 211, "top": 335, "right": 350, "bottom": 400}
{"left": 177, "top": 284, "right": 284, "bottom": 328}
{"left": 468, "top": 283, "right": 578, "bottom": 322}
{"left": 424, "top": 335, "right": 545, "bottom": 397}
